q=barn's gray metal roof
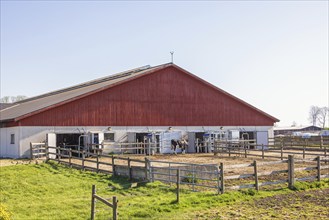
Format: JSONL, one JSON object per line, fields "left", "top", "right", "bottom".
{"left": 0, "top": 103, "right": 15, "bottom": 111}
{"left": 0, "top": 64, "right": 170, "bottom": 122}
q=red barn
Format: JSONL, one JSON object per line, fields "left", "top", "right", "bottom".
{"left": 0, "top": 63, "right": 278, "bottom": 158}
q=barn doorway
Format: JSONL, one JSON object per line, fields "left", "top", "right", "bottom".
{"left": 240, "top": 132, "right": 256, "bottom": 149}
{"left": 135, "top": 133, "right": 149, "bottom": 143}
{"left": 155, "top": 134, "right": 160, "bottom": 153}
{"left": 187, "top": 132, "right": 205, "bottom": 153}
{"left": 56, "top": 133, "right": 85, "bottom": 156}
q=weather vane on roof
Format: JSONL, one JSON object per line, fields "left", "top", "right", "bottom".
{"left": 170, "top": 51, "right": 174, "bottom": 64}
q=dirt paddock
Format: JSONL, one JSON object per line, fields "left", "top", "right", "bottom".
{"left": 2, "top": 151, "right": 327, "bottom": 176}
{"left": 144, "top": 153, "right": 272, "bottom": 165}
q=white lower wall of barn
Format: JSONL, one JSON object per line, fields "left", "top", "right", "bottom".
{"left": 1, "top": 125, "right": 273, "bottom": 158}
{"left": 0, "top": 127, "right": 20, "bottom": 158}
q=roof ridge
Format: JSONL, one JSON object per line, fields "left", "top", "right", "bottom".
{"left": 15, "top": 65, "right": 153, "bottom": 104}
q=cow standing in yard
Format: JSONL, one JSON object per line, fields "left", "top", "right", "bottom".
{"left": 171, "top": 139, "right": 179, "bottom": 154}
{"left": 179, "top": 139, "right": 188, "bottom": 154}
{"left": 171, "top": 139, "right": 188, "bottom": 154}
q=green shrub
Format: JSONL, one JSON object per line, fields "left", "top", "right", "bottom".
{"left": 181, "top": 173, "right": 198, "bottom": 183}
{"left": 133, "top": 210, "right": 153, "bottom": 218}
{"left": 240, "top": 189, "right": 257, "bottom": 196}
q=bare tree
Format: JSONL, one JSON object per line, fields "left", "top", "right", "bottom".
{"left": 10, "top": 95, "right": 27, "bottom": 102}
{"left": 318, "top": 107, "right": 329, "bottom": 129}
{"left": 1, "top": 95, "right": 27, "bottom": 103}
{"left": 308, "top": 106, "right": 320, "bottom": 126}
{"left": 0, "top": 96, "right": 11, "bottom": 103}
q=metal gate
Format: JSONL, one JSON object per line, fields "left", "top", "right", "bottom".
{"left": 149, "top": 160, "right": 221, "bottom": 192}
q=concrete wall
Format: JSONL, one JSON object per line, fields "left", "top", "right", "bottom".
{"left": 115, "top": 165, "right": 147, "bottom": 180}
{"left": 2, "top": 125, "right": 274, "bottom": 158}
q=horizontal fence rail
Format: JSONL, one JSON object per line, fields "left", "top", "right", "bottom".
{"left": 102, "top": 141, "right": 160, "bottom": 156}
{"left": 214, "top": 141, "right": 328, "bottom": 160}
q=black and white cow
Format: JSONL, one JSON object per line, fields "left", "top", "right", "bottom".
{"left": 171, "top": 139, "right": 179, "bottom": 154}
{"left": 171, "top": 139, "right": 188, "bottom": 154}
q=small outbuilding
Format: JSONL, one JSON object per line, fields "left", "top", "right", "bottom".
{"left": 274, "top": 126, "right": 322, "bottom": 136}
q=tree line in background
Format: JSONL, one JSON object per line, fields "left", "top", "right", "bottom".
{"left": 0, "top": 95, "right": 27, "bottom": 103}
{"left": 309, "top": 106, "right": 328, "bottom": 129}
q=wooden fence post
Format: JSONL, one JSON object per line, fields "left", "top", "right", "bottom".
{"left": 303, "top": 145, "right": 306, "bottom": 159}
{"left": 244, "top": 148, "right": 247, "bottom": 158}
{"left": 216, "top": 165, "right": 221, "bottom": 194}
{"left": 148, "top": 139, "right": 151, "bottom": 156}
{"left": 113, "top": 196, "right": 118, "bottom": 220}
{"left": 112, "top": 155, "right": 116, "bottom": 176}
{"left": 192, "top": 164, "right": 195, "bottom": 192}
{"left": 228, "top": 146, "right": 231, "bottom": 157}
{"left": 91, "top": 185, "right": 96, "bottom": 220}
{"left": 37, "top": 144, "right": 40, "bottom": 159}
{"left": 69, "top": 149, "right": 72, "bottom": 168}
{"left": 280, "top": 143, "right": 283, "bottom": 160}
{"left": 30, "top": 143, "right": 33, "bottom": 160}
{"left": 96, "top": 151, "right": 99, "bottom": 173}
{"left": 214, "top": 142, "right": 218, "bottom": 156}
{"left": 144, "top": 157, "right": 149, "bottom": 180}
{"left": 261, "top": 144, "right": 264, "bottom": 159}
{"left": 58, "top": 148, "right": 61, "bottom": 163}
{"left": 128, "top": 157, "right": 132, "bottom": 180}
{"left": 288, "top": 155, "right": 295, "bottom": 189}
{"left": 254, "top": 161, "right": 259, "bottom": 191}
{"left": 151, "top": 166, "right": 154, "bottom": 182}
{"left": 320, "top": 136, "right": 323, "bottom": 149}
{"left": 45, "top": 145, "right": 49, "bottom": 161}
{"left": 220, "top": 163, "right": 224, "bottom": 194}
{"left": 317, "top": 156, "right": 321, "bottom": 182}
{"left": 176, "top": 169, "right": 180, "bottom": 203}
{"left": 82, "top": 151, "right": 85, "bottom": 171}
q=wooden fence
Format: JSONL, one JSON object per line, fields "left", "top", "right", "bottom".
{"left": 269, "top": 136, "right": 329, "bottom": 148}
{"left": 223, "top": 155, "right": 329, "bottom": 191}
{"left": 148, "top": 156, "right": 329, "bottom": 193}
{"left": 30, "top": 142, "right": 47, "bottom": 159}
{"left": 91, "top": 185, "right": 118, "bottom": 220}
{"left": 214, "top": 140, "right": 328, "bottom": 160}
{"left": 102, "top": 141, "right": 159, "bottom": 155}
{"left": 46, "top": 146, "right": 148, "bottom": 180}
{"left": 40, "top": 145, "right": 329, "bottom": 193}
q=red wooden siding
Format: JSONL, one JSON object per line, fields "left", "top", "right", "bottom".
{"left": 18, "top": 66, "right": 276, "bottom": 126}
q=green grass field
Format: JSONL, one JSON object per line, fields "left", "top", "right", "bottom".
{"left": 1, "top": 161, "right": 328, "bottom": 219}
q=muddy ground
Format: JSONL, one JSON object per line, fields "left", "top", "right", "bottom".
{"left": 198, "top": 188, "right": 329, "bottom": 219}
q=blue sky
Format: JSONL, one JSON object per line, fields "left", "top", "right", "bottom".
{"left": 1, "top": 1, "right": 328, "bottom": 127}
